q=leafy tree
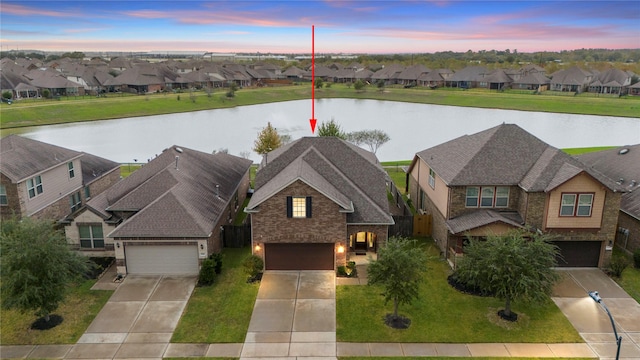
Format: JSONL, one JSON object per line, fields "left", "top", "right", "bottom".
{"left": 253, "top": 122, "right": 282, "bottom": 155}
{"left": 317, "top": 118, "right": 347, "bottom": 140}
{"left": 376, "top": 79, "right": 385, "bottom": 91}
{"left": 353, "top": 79, "right": 365, "bottom": 91}
{"left": 454, "top": 230, "right": 560, "bottom": 320}
{"left": 347, "top": 129, "right": 390, "bottom": 154}
{"left": 226, "top": 81, "right": 238, "bottom": 98}
{"left": 314, "top": 78, "right": 324, "bottom": 89}
{"left": 2, "top": 91, "right": 12, "bottom": 100}
{"left": 0, "top": 218, "right": 91, "bottom": 324}
{"left": 367, "top": 237, "right": 428, "bottom": 327}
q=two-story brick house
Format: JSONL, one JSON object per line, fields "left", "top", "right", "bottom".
{"left": 245, "top": 137, "right": 394, "bottom": 270}
{"left": 63, "top": 145, "right": 252, "bottom": 275}
{"left": 0, "top": 135, "right": 120, "bottom": 222}
{"left": 407, "top": 124, "right": 623, "bottom": 268}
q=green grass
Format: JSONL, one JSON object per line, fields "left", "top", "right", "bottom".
{"left": 617, "top": 265, "right": 640, "bottom": 303}
{"left": 562, "top": 146, "right": 617, "bottom": 156}
{"left": 336, "top": 239, "right": 582, "bottom": 343}
{"left": 0, "top": 280, "right": 113, "bottom": 345}
{"left": 120, "top": 164, "right": 143, "bottom": 178}
{"left": 171, "top": 246, "right": 259, "bottom": 343}
{"left": 2, "top": 84, "right": 639, "bottom": 129}
{"left": 340, "top": 358, "right": 595, "bottom": 360}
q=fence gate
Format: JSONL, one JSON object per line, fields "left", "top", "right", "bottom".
{"left": 413, "top": 214, "right": 432, "bottom": 237}
{"left": 223, "top": 224, "right": 251, "bottom": 248}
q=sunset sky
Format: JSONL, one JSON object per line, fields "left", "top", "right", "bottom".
{"left": 1, "top": 1, "right": 638, "bottom": 54}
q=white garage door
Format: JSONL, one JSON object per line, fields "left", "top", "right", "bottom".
{"left": 125, "top": 245, "right": 199, "bottom": 275}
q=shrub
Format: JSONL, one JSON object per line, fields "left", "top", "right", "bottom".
{"left": 242, "top": 254, "right": 264, "bottom": 280}
{"left": 634, "top": 249, "right": 640, "bottom": 268}
{"left": 2, "top": 91, "right": 12, "bottom": 100}
{"left": 198, "top": 258, "right": 217, "bottom": 286}
{"left": 608, "top": 255, "right": 630, "bottom": 278}
{"left": 210, "top": 252, "right": 223, "bottom": 274}
{"left": 42, "top": 89, "right": 50, "bottom": 99}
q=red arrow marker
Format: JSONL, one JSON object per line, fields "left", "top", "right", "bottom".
{"left": 309, "top": 25, "right": 316, "bottom": 134}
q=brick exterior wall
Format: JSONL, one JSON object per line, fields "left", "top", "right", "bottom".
{"left": 251, "top": 180, "right": 347, "bottom": 267}
{"left": 85, "top": 168, "right": 121, "bottom": 202}
{"left": 31, "top": 193, "right": 76, "bottom": 221}
{"left": 0, "top": 173, "right": 21, "bottom": 220}
{"left": 347, "top": 225, "right": 389, "bottom": 251}
{"left": 616, "top": 211, "right": 640, "bottom": 254}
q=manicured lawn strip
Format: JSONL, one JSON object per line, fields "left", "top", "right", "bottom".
{"left": 0, "top": 280, "right": 112, "bottom": 345}
{"left": 171, "top": 246, "right": 259, "bottom": 343}
{"left": 615, "top": 265, "right": 640, "bottom": 303}
{"left": 339, "top": 357, "right": 596, "bottom": 360}
{"left": 562, "top": 146, "right": 617, "bottom": 155}
{"left": 2, "top": 84, "right": 639, "bottom": 129}
{"left": 120, "top": 164, "right": 143, "bottom": 178}
{"left": 336, "top": 240, "right": 582, "bottom": 343}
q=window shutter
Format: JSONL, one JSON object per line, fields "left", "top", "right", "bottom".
{"left": 286, "top": 196, "right": 292, "bottom": 218}
{"left": 306, "top": 196, "right": 312, "bottom": 218}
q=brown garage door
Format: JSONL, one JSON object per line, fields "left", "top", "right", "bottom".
{"left": 265, "top": 243, "right": 334, "bottom": 270}
{"left": 553, "top": 241, "right": 601, "bottom": 267}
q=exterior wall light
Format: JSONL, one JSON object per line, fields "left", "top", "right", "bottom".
{"left": 116, "top": 243, "right": 120, "bottom": 249}
{"left": 337, "top": 245, "right": 345, "bottom": 253}
{"left": 254, "top": 244, "right": 261, "bottom": 252}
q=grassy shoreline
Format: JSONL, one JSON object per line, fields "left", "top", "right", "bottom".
{"left": 1, "top": 84, "right": 638, "bottom": 130}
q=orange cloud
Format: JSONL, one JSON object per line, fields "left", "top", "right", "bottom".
{"left": 2, "top": 3, "right": 77, "bottom": 17}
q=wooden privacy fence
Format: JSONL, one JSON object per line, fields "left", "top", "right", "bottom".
{"left": 223, "top": 224, "right": 251, "bottom": 248}
{"left": 389, "top": 214, "right": 432, "bottom": 238}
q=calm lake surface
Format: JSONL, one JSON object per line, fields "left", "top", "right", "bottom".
{"left": 9, "top": 99, "right": 640, "bottom": 163}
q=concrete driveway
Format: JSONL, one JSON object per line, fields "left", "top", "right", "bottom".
{"left": 241, "top": 271, "right": 336, "bottom": 359}
{"left": 552, "top": 269, "right": 640, "bottom": 360}
{"left": 66, "top": 275, "right": 196, "bottom": 359}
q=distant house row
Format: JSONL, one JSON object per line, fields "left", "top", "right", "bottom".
{"left": 2, "top": 56, "right": 639, "bottom": 99}
{"left": 2, "top": 128, "right": 638, "bottom": 276}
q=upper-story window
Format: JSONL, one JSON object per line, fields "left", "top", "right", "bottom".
{"left": 560, "top": 193, "right": 593, "bottom": 217}
{"left": 70, "top": 191, "right": 82, "bottom": 212}
{"left": 287, "top": 196, "right": 312, "bottom": 218}
{"left": 26, "top": 176, "right": 43, "bottom": 198}
{"left": 0, "top": 185, "right": 7, "bottom": 205}
{"left": 466, "top": 186, "right": 510, "bottom": 208}
{"left": 428, "top": 168, "right": 436, "bottom": 189}
{"left": 68, "top": 162, "right": 75, "bottom": 178}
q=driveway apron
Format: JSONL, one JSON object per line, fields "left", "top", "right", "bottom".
{"left": 241, "top": 270, "right": 336, "bottom": 359}
{"left": 67, "top": 275, "right": 196, "bottom": 359}
{"left": 552, "top": 269, "right": 640, "bottom": 360}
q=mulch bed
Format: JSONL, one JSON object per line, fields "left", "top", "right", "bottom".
{"left": 384, "top": 314, "right": 411, "bottom": 329}
{"left": 447, "top": 274, "right": 493, "bottom": 297}
{"left": 30, "top": 315, "right": 63, "bottom": 330}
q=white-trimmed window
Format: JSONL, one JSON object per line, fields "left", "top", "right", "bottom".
{"left": 26, "top": 176, "right": 43, "bottom": 198}
{"left": 466, "top": 187, "right": 479, "bottom": 207}
{"left": 428, "top": 168, "right": 436, "bottom": 189}
{"left": 560, "top": 193, "right": 593, "bottom": 217}
{"left": 466, "top": 186, "right": 510, "bottom": 208}
{"left": 70, "top": 191, "right": 82, "bottom": 212}
{"left": 78, "top": 224, "right": 104, "bottom": 249}
{"left": 68, "top": 162, "right": 75, "bottom": 179}
{"left": 287, "top": 196, "right": 311, "bottom": 218}
{"left": 0, "top": 185, "right": 7, "bottom": 205}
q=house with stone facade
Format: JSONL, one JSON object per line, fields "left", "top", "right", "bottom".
{"left": 62, "top": 145, "right": 251, "bottom": 275}
{"left": 577, "top": 145, "right": 640, "bottom": 255}
{"left": 407, "top": 124, "right": 624, "bottom": 268}
{"left": 245, "top": 137, "right": 394, "bottom": 271}
{"left": 0, "top": 135, "right": 120, "bottom": 222}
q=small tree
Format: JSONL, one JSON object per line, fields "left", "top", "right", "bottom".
{"left": 317, "top": 118, "right": 347, "bottom": 140}
{"left": 0, "top": 218, "right": 91, "bottom": 326}
{"left": 367, "top": 237, "right": 428, "bottom": 328}
{"left": 376, "top": 79, "right": 385, "bottom": 91}
{"left": 253, "top": 122, "right": 282, "bottom": 155}
{"left": 353, "top": 79, "right": 365, "bottom": 92}
{"left": 454, "top": 230, "right": 560, "bottom": 321}
{"left": 226, "top": 81, "right": 238, "bottom": 98}
{"left": 314, "top": 78, "right": 324, "bottom": 89}
{"left": 2, "top": 91, "right": 12, "bottom": 100}
{"left": 347, "top": 129, "right": 390, "bottom": 154}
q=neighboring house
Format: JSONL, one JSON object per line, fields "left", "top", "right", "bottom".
{"left": 512, "top": 72, "right": 550, "bottom": 91}
{"left": 371, "top": 63, "right": 404, "bottom": 85}
{"left": 0, "top": 135, "right": 120, "bottom": 221}
{"left": 397, "top": 64, "right": 430, "bottom": 86}
{"left": 245, "top": 137, "right": 394, "bottom": 271}
{"left": 550, "top": 66, "right": 594, "bottom": 93}
{"left": 630, "top": 81, "right": 640, "bottom": 96}
{"left": 407, "top": 124, "right": 623, "bottom": 268}
{"left": 63, "top": 145, "right": 252, "bottom": 275}
{"left": 577, "top": 145, "right": 640, "bottom": 255}
{"left": 481, "top": 69, "right": 513, "bottom": 90}
{"left": 445, "top": 66, "right": 488, "bottom": 89}
{"left": 588, "top": 68, "right": 633, "bottom": 95}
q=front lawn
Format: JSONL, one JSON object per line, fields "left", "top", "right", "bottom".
{"left": 336, "top": 239, "right": 582, "bottom": 343}
{"left": 615, "top": 264, "right": 640, "bottom": 303}
{"left": 171, "top": 246, "right": 259, "bottom": 343}
{"left": 0, "top": 280, "right": 112, "bottom": 345}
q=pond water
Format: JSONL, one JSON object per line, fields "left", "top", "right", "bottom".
{"left": 7, "top": 99, "right": 640, "bottom": 163}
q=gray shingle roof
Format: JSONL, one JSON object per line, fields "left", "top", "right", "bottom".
{"left": 101, "top": 145, "right": 251, "bottom": 238}
{"left": 578, "top": 145, "right": 640, "bottom": 219}
{"left": 410, "top": 124, "right": 623, "bottom": 192}
{"left": 446, "top": 209, "right": 525, "bottom": 234}
{"left": 248, "top": 137, "right": 393, "bottom": 225}
{"left": 1, "top": 135, "right": 82, "bottom": 182}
